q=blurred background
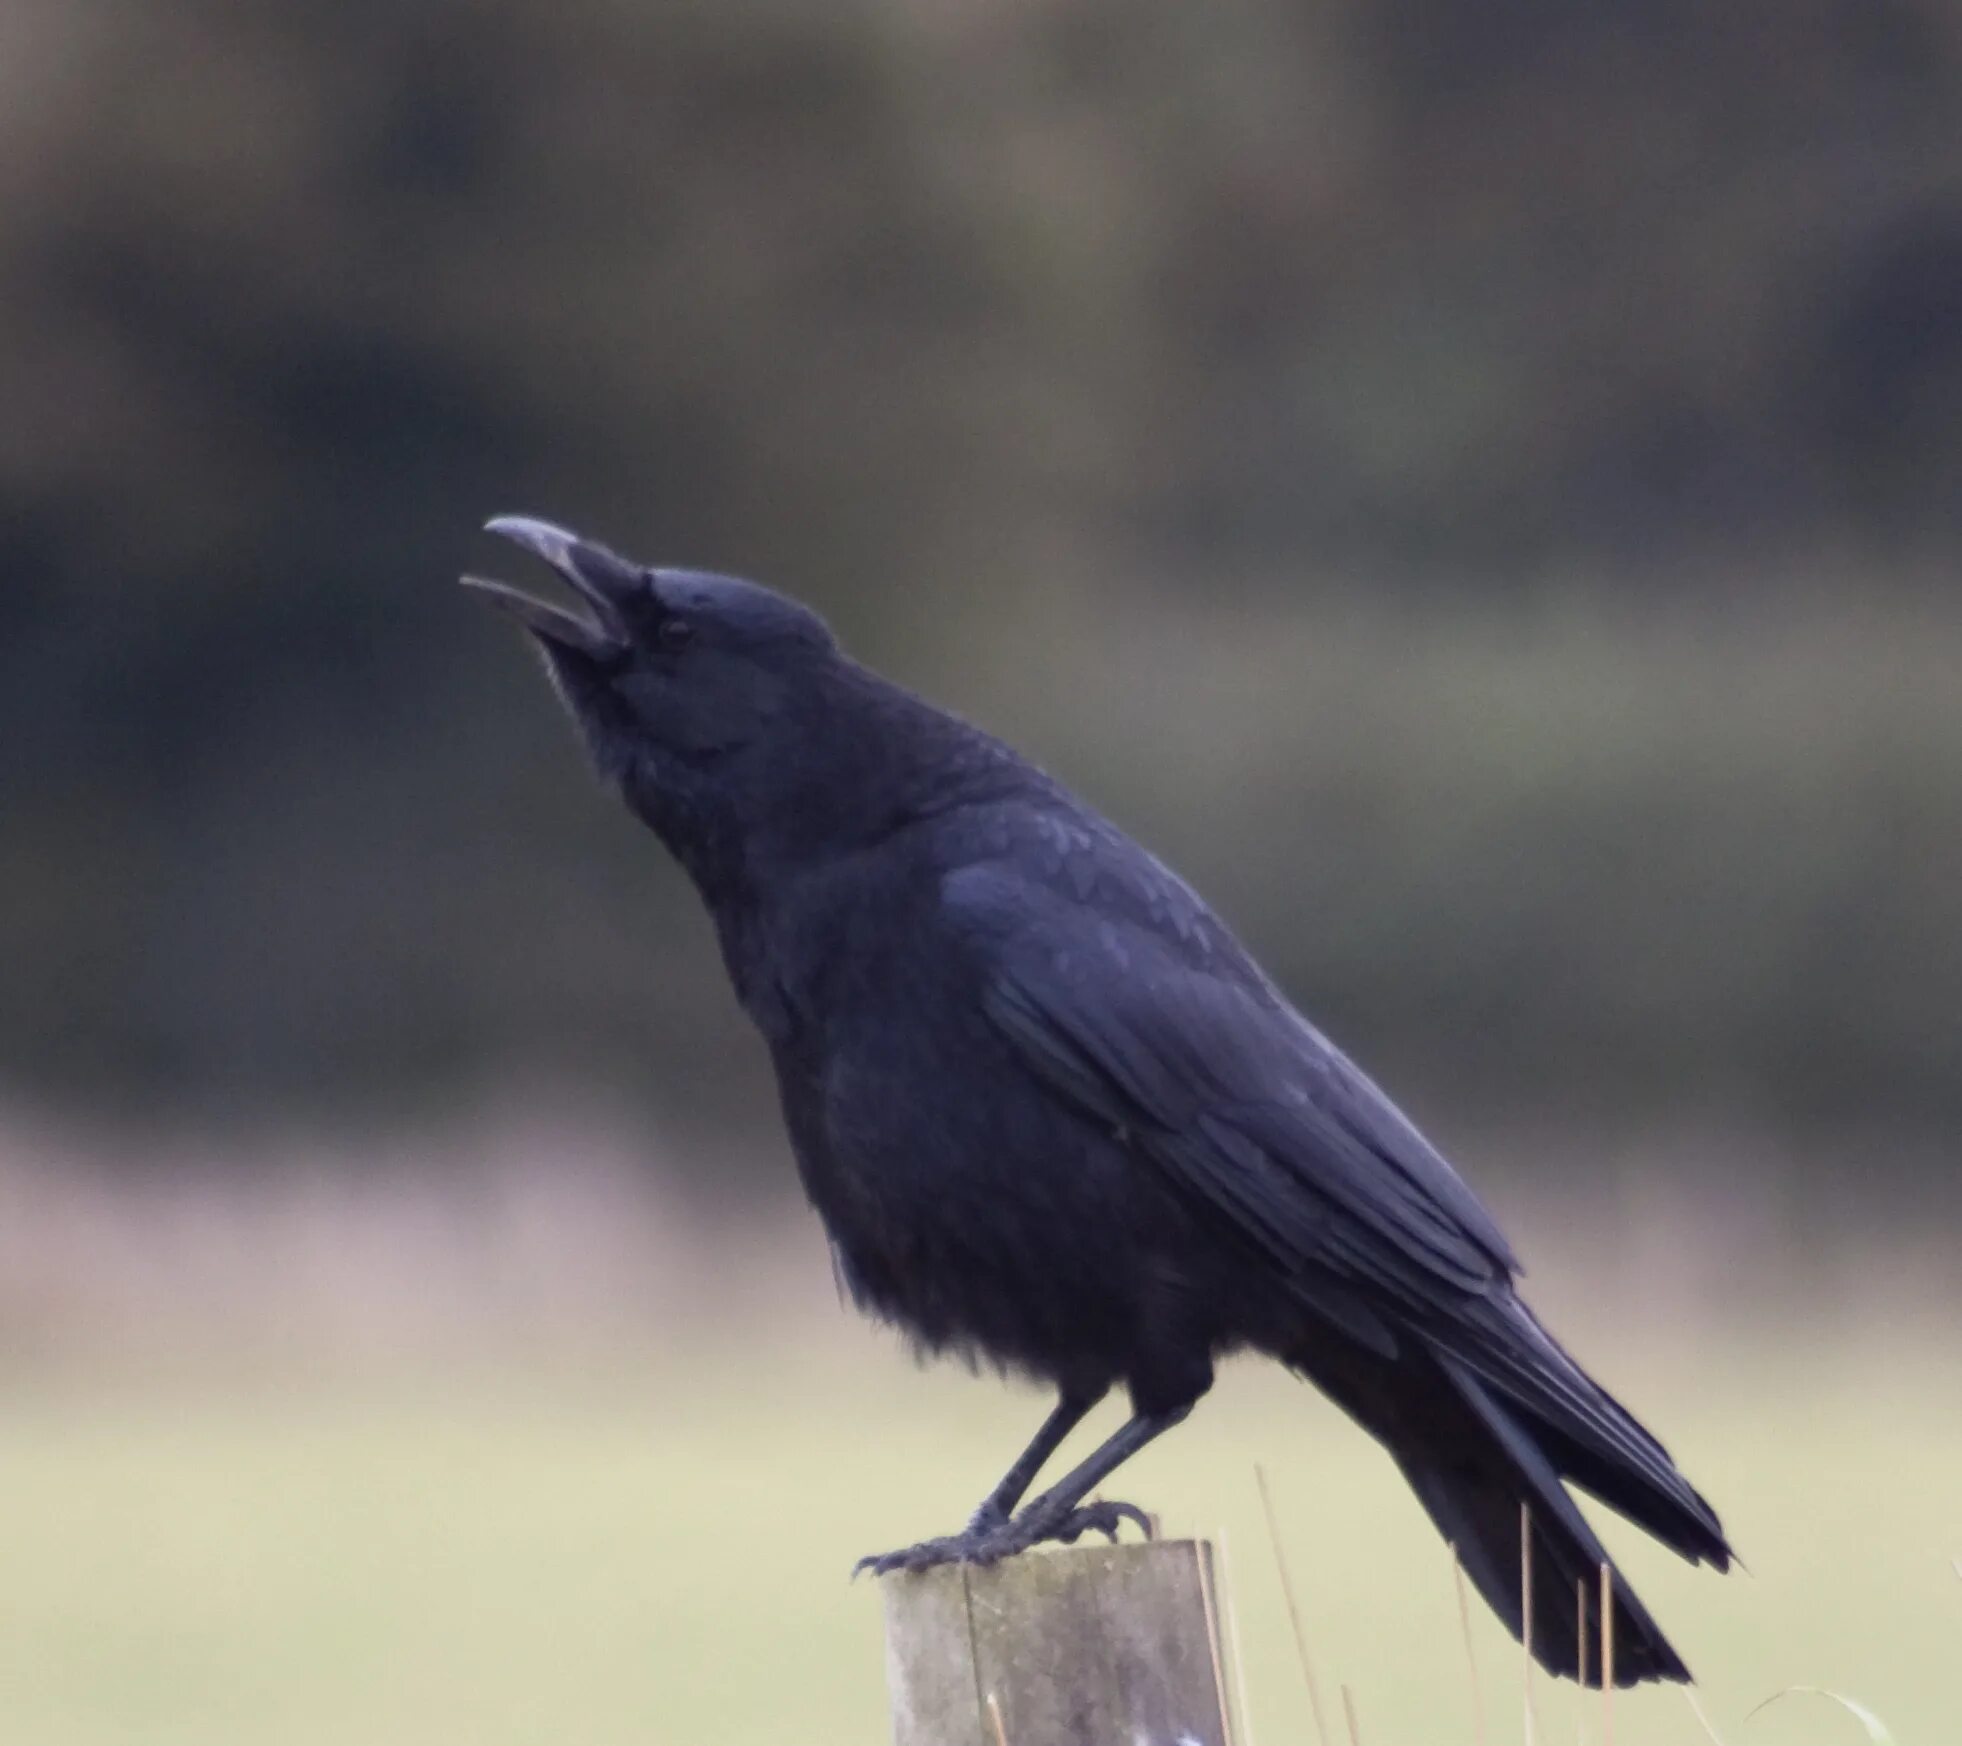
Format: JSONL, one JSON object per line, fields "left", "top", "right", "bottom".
{"left": 1, "top": 4, "right": 1958, "bottom": 1743}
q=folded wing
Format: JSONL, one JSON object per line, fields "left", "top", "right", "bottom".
{"left": 945, "top": 855, "right": 1728, "bottom": 1566}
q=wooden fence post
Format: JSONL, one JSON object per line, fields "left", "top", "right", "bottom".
{"left": 881, "top": 1540, "right": 1239, "bottom": 1746}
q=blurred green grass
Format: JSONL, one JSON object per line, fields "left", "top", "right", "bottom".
{"left": 1, "top": 1341, "right": 1955, "bottom": 1746}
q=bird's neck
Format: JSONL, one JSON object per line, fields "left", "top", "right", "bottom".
{"left": 761, "top": 659, "right": 1032, "bottom": 877}
{"left": 645, "top": 661, "right": 1030, "bottom": 926}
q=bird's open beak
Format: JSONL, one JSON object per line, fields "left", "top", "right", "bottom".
{"left": 462, "top": 515, "right": 637, "bottom": 658}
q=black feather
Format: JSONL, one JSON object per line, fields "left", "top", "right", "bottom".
{"left": 473, "top": 518, "right": 1734, "bottom": 1683}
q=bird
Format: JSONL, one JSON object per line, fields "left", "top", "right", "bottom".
{"left": 463, "top": 514, "right": 1732, "bottom": 1687}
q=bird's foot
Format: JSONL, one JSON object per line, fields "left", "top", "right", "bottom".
{"left": 853, "top": 1531, "right": 986, "bottom": 1577}
{"left": 853, "top": 1496, "right": 1153, "bottom": 1578}
{"left": 1035, "top": 1497, "right": 1154, "bottom": 1549}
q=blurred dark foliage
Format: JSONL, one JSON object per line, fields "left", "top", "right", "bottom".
{"left": 2, "top": 0, "right": 1959, "bottom": 1157}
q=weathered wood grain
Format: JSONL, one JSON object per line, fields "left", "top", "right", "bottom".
{"left": 882, "top": 1540, "right": 1236, "bottom": 1746}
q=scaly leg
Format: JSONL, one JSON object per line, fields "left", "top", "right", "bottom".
{"left": 856, "top": 1396, "right": 1190, "bottom": 1576}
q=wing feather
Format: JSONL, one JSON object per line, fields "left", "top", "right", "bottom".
{"left": 953, "top": 862, "right": 1516, "bottom": 1310}
{"left": 947, "top": 850, "right": 1722, "bottom": 1555}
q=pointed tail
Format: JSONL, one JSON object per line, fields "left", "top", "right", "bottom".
{"left": 1393, "top": 1341, "right": 1730, "bottom": 1687}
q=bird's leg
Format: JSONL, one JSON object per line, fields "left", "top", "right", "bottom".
{"left": 856, "top": 1399, "right": 1190, "bottom": 1576}
{"left": 962, "top": 1387, "right": 1105, "bottom": 1535}
{"left": 855, "top": 1386, "right": 1105, "bottom": 1576}
{"left": 979, "top": 1402, "right": 1191, "bottom": 1557}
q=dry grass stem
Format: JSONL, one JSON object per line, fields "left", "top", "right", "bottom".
{"left": 1193, "top": 1536, "right": 1236, "bottom": 1746}
{"left": 1255, "top": 1463, "right": 1331, "bottom": 1746}
{"left": 1745, "top": 1686, "right": 1896, "bottom": 1744}
{"left": 1599, "top": 1562, "right": 1615, "bottom": 1746}
{"left": 1214, "top": 1528, "right": 1258, "bottom": 1746}
{"left": 1684, "top": 1688, "right": 1730, "bottom": 1746}
{"left": 1452, "top": 1550, "right": 1487, "bottom": 1746}
{"left": 1341, "top": 1682, "right": 1364, "bottom": 1746}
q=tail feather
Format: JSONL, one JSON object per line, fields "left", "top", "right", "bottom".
{"left": 1438, "top": 1303, "right": 1731, "bottom": 1570}
{"left": 1529, "top": 1411, "right": 1728, "bottom": 1569}
{"left": 1292, "top": 1300, "right": 1732, "bottom": 1686}
{"left": 1399, "top": 1350, "right": 1695, "bottom": 1686}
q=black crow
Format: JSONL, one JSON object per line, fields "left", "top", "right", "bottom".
{"left": 464, "top": 515, "right": 1731, "bottom": 1686}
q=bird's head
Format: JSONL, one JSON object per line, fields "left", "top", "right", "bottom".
{"left": 464, "top": 515, "right": 845, "bottom": 868}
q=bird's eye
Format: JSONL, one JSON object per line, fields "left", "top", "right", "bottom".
{"left": 658, "top": 616, "right": 694, "bottom": 651}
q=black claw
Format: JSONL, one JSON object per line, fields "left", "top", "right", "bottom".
{"left": 1046, "top": 1498, "right": 1153, "bottom": 1547}
{"left": 853, "top": 1531, "right": 985, "bottom": 1578}
{"left": 854, "top": 1496, "right": 1155, "bottom": 1579}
